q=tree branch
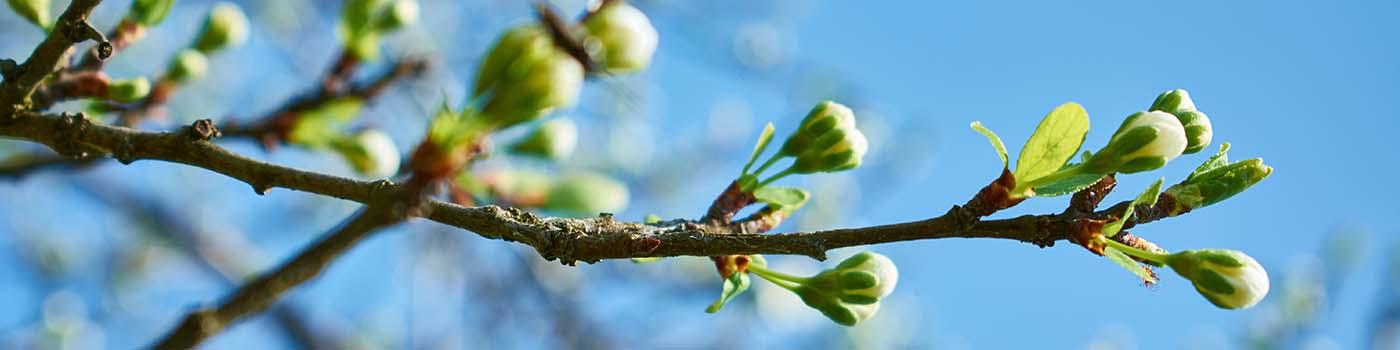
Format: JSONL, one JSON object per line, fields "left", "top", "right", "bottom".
{"left": 0, "top": 0, "right": 108, "bottom": 118}
{"left": 152, "top": 206, "right": 402, "bottom": 349}
{"left": 0, "top": 111, "right": 1166, "bottom": 265}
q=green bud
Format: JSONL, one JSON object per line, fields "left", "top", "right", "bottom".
{"left": 1087, "top": 111, "right": 1187, "bottom": 174}
{"left": 108, "top": 77, "right": 151, "bottom": 103}
{"left": 1149, "top": 89, "right": 1212, "bottom": 155}
{"left": 1173, "top": 109, "right": 1213, "bottom": 154}
{"left": 334, "top": 129, "right": 400, "bottom": 178}
{"left": 1166, "top": 249, "right": 1270, "bottom": 309}
{"left": 1149, "top": 89, "right": 1196, "bottom": 114}
{"left": 374, "top": 0, "right": 418, "bottom": 32}
{"left": 508, "top": 118, "right": 578, "bottom": 160}
{"left": 545, "top": 172, "right": 629, "bottom": 216}
{"left": 1164, "top": 158, "right": 1272, "bottom": 213}
{"left": 581, "top": 2, "right": 658, "bottom": 73}
{"left": 780, "top": 101, "right": 856, "bottom": 156}
{"left": 6, "top": 0, "right": 49, "bottom": 30}
{"left": 772, "top": 101, "right": 868, "bottom": 174}
{"left": 473, "top": 25, "right": 585, "bottom": 128}
{"left": 786, "top": 251, "right": 897, "bottom": 326}
{"left": 192, "top": 3, "right": 249, "bottom": 54}
{"left": 165, "top": 49, "right": 209, "bottom": 83}
{"left": 127, "top": 0, "right": 176, "bottom": 26}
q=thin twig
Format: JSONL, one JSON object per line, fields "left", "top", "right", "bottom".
{"left": 0, "top": 0, "right": 108, "bottom": 118}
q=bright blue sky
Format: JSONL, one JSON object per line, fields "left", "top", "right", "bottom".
{"left": 2, "top": 0, "right": 1399, "bottom": 349}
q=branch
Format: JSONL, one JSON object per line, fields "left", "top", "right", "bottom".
{"left": 0, "top": 112, "right": 1167, "bottom": 264}
{"left": 152, "top": 206, "right": 402, "bottom": 349}
{"left": 0, "top": 0, "right": 109, "bottom": 118}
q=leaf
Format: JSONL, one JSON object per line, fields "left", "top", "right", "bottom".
{"left": 1187, "top": 143, "right": 1231, "bottom": 182}
{"left": 753, "top": 186, "right": 809, "bottom": 213}
{"left": 631, "top": 257, "right": 662, "bottom": 263}
{"left": 1103, "top": 178, "right": 1164, "bottom": 238}
{"left": 706, "top": 272, "right": 751, "bottom": 313}
{"left": 1014, "top": 103, "right": 1090, "bottom": 183}
{"left": 1104, "top": 246, "right": 1158, "bottom": 283}
{"left": 1031, "top": 173, "right": 1106, "bottom": 197}
{"left": 741, "top": 123, "right": 777, "bottom": 175}
{"left": 969, "top": 121, "right": 1008, "bottom": 168}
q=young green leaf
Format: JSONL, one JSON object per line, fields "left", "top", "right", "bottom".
{"left": 753, "top": 186, "right": 810, "bottom": 213}
{"left": 742, "top": 123, "right": 777, "bottom": 175}
{"left": 1031, "top": 173, "right": 1105, "bottom": 197}
{"left": 631, "top": 257, "right": 662, "bottom": 263}
{"left": 969, "top": 121, "right": 1008, "bottom": 168}
{"left": 1187, "top": 143, "right": 1231, "bottom": 182}
{"left": 1104, "top": 246, "right": 1158, "bottom": 284}
{"left": 1014, "top": 103, "right": 1090, "bottom": 184}
{"left": 1103, "top": 178, "right": 1164, "bottom": 238}
{"left": 706, "top": 272, "right": 751, "bottom": 313}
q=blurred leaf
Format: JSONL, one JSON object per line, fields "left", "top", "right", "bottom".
{"left": 753, "top": 186, "right": 809, "bottom": 213}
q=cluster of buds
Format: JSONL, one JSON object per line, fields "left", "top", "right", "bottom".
{"left": 508, "top": 118, "right": 578, "bottom": 160}
{"left": 580, "top": 1, "right": 659, "bottom": 73}
{"left": 1165, "top": 249, "right": 1271, "bottom": 309}
{"left": 472, "top": 24, "right": 585, "bottom": 129}
{"left": 6, "top": 0, "right": 49, "bottom": 30}
{"left": 741, "top": 101, "right": 868, "bottom": 192}
{"left": 330, "top": 129, "right": 402, "bottom": 178}
{"left": 1149, "top": 89, "right": 1213, "bottom": 154}
{"left": 339, "top": 0, "right": 420, "bottom": 61}
{"left": 745, "top": 252, "right": 899, "bottom": 326}
{"left": 165, "top": 3, "right": 248, "bottom": 84}
{"left": 1083, "top": 110, "right": 1189, "bottom": 174}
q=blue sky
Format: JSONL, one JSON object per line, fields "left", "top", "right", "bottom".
{"left": 2, "top": 0, "right": 1399, "bottom": 348}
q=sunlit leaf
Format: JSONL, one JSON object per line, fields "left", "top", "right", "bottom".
{"left": 970, "top": 121, "right": 1008, "bottom": 168}
{"left": 1014, "top": 103, "right": 1089, "bottom": 183}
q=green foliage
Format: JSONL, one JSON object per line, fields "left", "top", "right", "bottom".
{"left": 1104, "top": 246, "right": 1157, "bottom": 283}
{"left": 6, "top": 0, "right": 49, "bottom": 30}
{"left": 127, "top": 0, "right": 176, "bottom": 26}
{"left": 192, "top": 3, "right": 249, "bottom": 54}
{"left": 753, "top": 186, "right": 809, "bottom": 214}
{"left": 741, "top": 122, "right": 776, "bottom": 176}
{"left": 705, "top": 271, "right": 751, "bottom": 313}
{"left": 1014, "top": 102, "right": 1089, "bottom": 184}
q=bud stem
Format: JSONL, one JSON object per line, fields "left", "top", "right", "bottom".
{"left": 755, "top": 169, "right": 795, "bottom": 190}
{"left": 747, "top": 264, "right": 808, "bottom": 291}
{"left": 1099, "top": 236, "right": 1169, "bottom": 264}
{"left": 750, "top": 152, "right": 785, "bottom": 177}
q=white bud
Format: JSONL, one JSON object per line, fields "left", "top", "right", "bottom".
{"left": 835, "top": 251, "right": 898, "bottom": 300}
{"left": 1168, "top": 249, "right": 1271, "bottom": 309}
{"left": 347, "top": 130, "right": 400, "bottom": 178}
{"left": 1116, "top": 111, "right": 1187, "bottom": 162}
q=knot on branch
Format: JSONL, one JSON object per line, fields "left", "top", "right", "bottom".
{"left": 64, "top": 19, "right": 110, "bottom": 59}
{"left": 54, "top": 112, "right": 92, "bottom": 157}
{"left": 0, "top": 59, "right": 19, "bottom": 81}
{"left": 158, "top": 308, "right": 223, "bottom": 350}
{"left": 1067, "top": 174, "right": 1116, "bottom": 214}
{"left": 186, "top": 119, "right": 222, "bottom": 141}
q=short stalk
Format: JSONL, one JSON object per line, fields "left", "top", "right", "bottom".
{"left": 755, "top": 168, "right": 795, "bottom": 189}
{"left": 1099, "top": 236, "right": 1170, "bottom": 264}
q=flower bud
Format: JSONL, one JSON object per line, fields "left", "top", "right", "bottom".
{"left": 509, "top": 118, "right": 578, "bottom": 160}
{"left": 166, "top": 50, "right": 209, "bottom": 83}
{"left": 1149, "top": 89, "right": 1212, "bottom": 154}
{"left": 1149, "top": 89, "right": 1196, "bottom": 114}
{"left": 337, "top": 130, "right": 401, "bottom": 178}
{"left": 374, "top": 0, "right": 418, "bottom": 32}
{"left": 1166, "top": 249, "right": 1270, "bottom": 309}
{"left": 546, "top": 172, "right": 629, "bottom": 216}
{"left": 192, "top": 3, "right": 249, "bottom": 54}
{"left": 775, "top": 101, "right": 867, "bottom": 174}
{"left": 473, "top": 25, "right": 585, "bottom": 128}
{"left": 6, "top": 0, "right": 49, "bottom": 30}
{"left": 108, "top": 77, "right": 151, "bottom": 103}
{"left": 127, "top": 0, "right": 176, "bottom": 26}
{"left": 1164, "top": 158, "right": 1272, "bottom": 214}
{"left": 581, "top": 2, "right": 658, "bottom": 73}
{"left": 789, "top": 251, "right": 898, "bottom": 326}
{"left": 1088, "top": 111, "right": 1187, "bottom": 174}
